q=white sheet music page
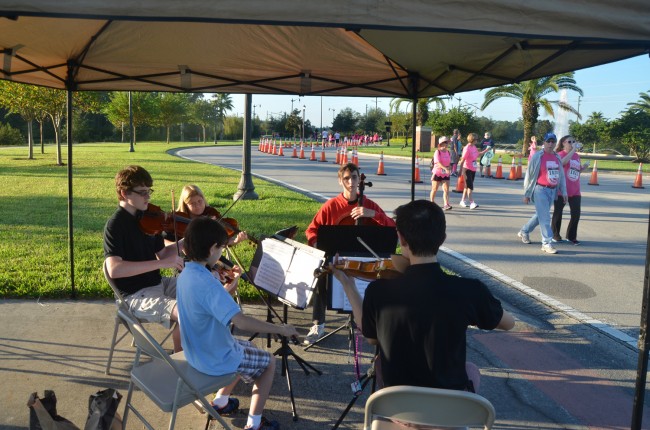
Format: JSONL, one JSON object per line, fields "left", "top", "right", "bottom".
{"left": 254, "top": 238, "right": 294, "bottom": 295}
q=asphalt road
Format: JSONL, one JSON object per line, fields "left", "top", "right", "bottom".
{"left": 177, "top": 144, "right": 650, "bottom": 344}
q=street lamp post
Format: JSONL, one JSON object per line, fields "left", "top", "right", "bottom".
{"left": 329, "top": 108, "right": 335, "bottom": 127}
{"left": 301, "top": 105, "right": 306, "bottom": 142}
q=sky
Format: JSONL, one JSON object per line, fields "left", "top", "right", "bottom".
{"left": 228, "top": 54, "right": 650, "bottom": 129}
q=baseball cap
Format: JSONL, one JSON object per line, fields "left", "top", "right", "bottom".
{"left": 438, "top": 136, "right": 449, "bottom": 145}
{"left": 543, "top": 132, "right": 557, "bottom": 142}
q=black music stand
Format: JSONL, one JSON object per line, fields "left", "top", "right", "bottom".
{"left": 247, "top": 235, "right": 325, "bottom": 421}
{"left": 304, "top": 225, "right": 397, "bottom": 352}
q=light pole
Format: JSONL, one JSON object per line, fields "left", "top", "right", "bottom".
{"left": 291, "top": 97, "right": 300, "bottom": 113}
{"left": 301, "top": 105, "right": 306, "bottom": 141}
{"left": 329, "top": 108, "right": 335, "bottom": 127}
{"left": 252, "top": 104, "right": 261, "bottom": 118}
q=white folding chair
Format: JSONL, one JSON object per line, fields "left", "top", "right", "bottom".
{"left": 364, "top": 385, "right": 495, "bottom": 430}
{"left": 117, "top": 308, "right": 237, "bottom": 430}
{"left": 103, "top": 262, "right": 176, "bottom": 375}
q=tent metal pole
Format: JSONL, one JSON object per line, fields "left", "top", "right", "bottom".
{"left": 66, "top": 62, "right": 76, "bottom": 298}
{"left": 409, "top": 74, "right": 418, "bottom": 202}
{"left": 235, "top": 93, "right": 259, "bottom": 201}
{"left": 631, "top": 206, "right": 650, "bottom": 429}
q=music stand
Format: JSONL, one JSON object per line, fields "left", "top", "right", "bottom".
{"left": 304, "top": 225, "right": 397, "bottom": 351}
{"left": 247, "top": 235, "right": 325, "bottom": 420}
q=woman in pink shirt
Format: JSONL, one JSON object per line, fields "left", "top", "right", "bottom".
{"left": 430, "top": 136, "right": 452, "bottom": 210}
{"left": 457, "top": 133, "right": 488, "bottom": 209}
{"left": 551, "top": 135, "right": 589, "bottom": 245}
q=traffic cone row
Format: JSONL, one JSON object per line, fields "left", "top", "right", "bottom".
{"left": 494, "top": 156, "right": 504, "bottom": 179}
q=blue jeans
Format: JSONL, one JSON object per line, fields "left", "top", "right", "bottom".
{"left": 521, "top": 185, "right": 556, "bottom": 245}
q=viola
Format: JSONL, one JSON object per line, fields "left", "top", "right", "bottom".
{"left": 314, "top": 254, "right": 409, "bottom": 281}
{"left": 139, "top": 203, "right": 192, "bottom": 237}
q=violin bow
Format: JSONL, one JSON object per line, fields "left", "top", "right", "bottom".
{"left": 216, "top": 188, "right": 248, "bottom": 222}
{"left": 171, "top": 190, "right": 181, "bottom": 256}
{"left": 357, "top": 237, "right": 381, "bottom": 259}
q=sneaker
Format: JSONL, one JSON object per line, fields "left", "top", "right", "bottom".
{"left": 541, "top": 244, "right": 558, "bottom": 254}
{"left": 443, "top": 204, "right": 452, "bottom": 211}
{"left": 571, "top": 240, "right": 581, "bottom": 246}
{"left": 246, "top": 416, "right": 280, "bottom": 430}
{"left": 469, "top": 201, "right": 479, "bottom": 209}
{"left": 303, "top": 323, "right": 325, "bottom": 345}
{"left": 211, "top": 397, "right": 239, "bottom": 416}
{"left": 517, "top": 231, "right": 531, "bottom": 244}
{"left": 459, "top": 200, "right": 468, "bottom": 208}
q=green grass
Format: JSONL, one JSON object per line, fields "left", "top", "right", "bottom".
{"left": 0, "top": 141, "right": 321, "bottom": 299}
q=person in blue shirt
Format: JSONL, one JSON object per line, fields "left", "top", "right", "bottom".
{"left": 177, "top": 217, "right": 299, "bottom": 430}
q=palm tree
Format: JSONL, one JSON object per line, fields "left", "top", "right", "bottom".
{"left": 481, "top": 73, "right": 583, "bottom": 154}
{"left": 211, "top": 93, "right": 234, "bottom": 143}
{"left": 390, "top": 96, "right": 447, "bottom": 126}
{"left": 627, "top": 90, "right": 650, "bottom": 115}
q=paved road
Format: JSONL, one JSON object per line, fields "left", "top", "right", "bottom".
{"left": 178, "top": 144, "right": 650, "bottom": 343}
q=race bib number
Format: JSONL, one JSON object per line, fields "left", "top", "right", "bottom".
{"left": 546, "top": 160, "right": 559, "bottom": 185}
{"left": 568, "top": 159, "right": 581, "bottom": 181}
{"left": 472, "top": 160, "right": 477, "bottom": 169}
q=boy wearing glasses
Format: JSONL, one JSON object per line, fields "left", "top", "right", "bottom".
{"left": 103, "top": 165, "right": 185, "bottom": 352}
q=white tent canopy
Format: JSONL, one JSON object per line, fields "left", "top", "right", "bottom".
{"left": 1, "top": 0, "right": 648, "bottom": 96}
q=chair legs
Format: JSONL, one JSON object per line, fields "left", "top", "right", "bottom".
{"left": 105, "top": 315, "right": 130, "bottom": 375}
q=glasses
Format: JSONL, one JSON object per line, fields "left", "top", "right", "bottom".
{"left": 130, "top": 188, "right": 154, "bottom": 197}
{"left": 566, "top": 140, "right": 575, "bottom": 144}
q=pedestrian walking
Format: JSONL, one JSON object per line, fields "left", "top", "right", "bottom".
{"left": 457, "top": 133, "right": 488, "bottom": 209}
{"left": 430, "top": 136, "right": 452, "bottom": 210}
{"left": 517, "top": 133, "right": 568, "bottom": 254}
{"left": 551, "top": 135, "right": 590, "bottom": 245}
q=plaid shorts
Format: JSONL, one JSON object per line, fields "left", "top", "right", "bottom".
{"left": 236, "top": 339, "right": 272, "bottom": 383}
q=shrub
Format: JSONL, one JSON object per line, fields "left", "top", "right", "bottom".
{"left": 0, "top": 123, "right": 24, "bottom": 145}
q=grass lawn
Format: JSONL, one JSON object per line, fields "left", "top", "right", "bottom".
{"left": 0, "top": 141, "right": 321, "bottom": 299}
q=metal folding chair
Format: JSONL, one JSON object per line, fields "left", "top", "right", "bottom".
{"left": 117, "top": 308, "right": 237, "bottom": 430}
{"left": 103, "top": 262, "right": 176, "bottom": 375}
{"left": 364, "top": 385, "right": 495, "bottom": 430}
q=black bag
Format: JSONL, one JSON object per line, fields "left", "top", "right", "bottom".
{"left": 28, "top": 390, "right": 79, "bottom": 430}
{"left": 83, "top": 389, "right": 122, "bottom": 430}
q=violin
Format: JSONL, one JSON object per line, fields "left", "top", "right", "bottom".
{"left": 203, "top": 206, "right": 258, "bottom": 244}
{"left": 314, "top": 254, "right": 409, "bottom": 281}
{"left": 139, "top": 203, "right": 192, "bottom": 237}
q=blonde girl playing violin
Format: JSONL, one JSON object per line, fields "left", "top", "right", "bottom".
{"left": 177, "top": 184, "right": 248, "bottom": 246}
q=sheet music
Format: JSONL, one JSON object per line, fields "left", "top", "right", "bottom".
{"left": 330, "top": 256, "right": 375, "bottom": 312}
{"left": 252, "top": 237, "right": 325, "bottom": 309}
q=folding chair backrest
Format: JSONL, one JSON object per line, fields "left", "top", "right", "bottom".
{"left": 117, "top": 308, "right": 171, "bottom": 365}
{"left": 364, "top": 385, "right": 495, "bottom": 430}
{"left": 103, "top": 261, "right": 130, "bottom": 311}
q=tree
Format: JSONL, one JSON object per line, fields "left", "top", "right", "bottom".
{"left": 359, "top": 107, "right": 387, "bottom": 134}
{"left": 627, "top": 90, "right": 650, "bottom": 115}
{"left": 333, "top": 108, "right": 359, "bottom": 133}
{"left": 569, "top": 112, "right": 611, "bottom": 152}
{"left": 211, "top": 93, "right": 233, "bottom": 143}
{"left": 285, "top": 109, "right": 302, "bottom": 138}
{"left": 0, "top": 81, "right": 40, "bottom": 159}
{"left": 103, "top": 91, "right": 156, "bottom": 146}
{"left": 155, "top": 93, "right": 190, "bottom": 144}
{"left": 481, "top": 73, "right": 583, "bottom": 154}
{"left": 190, "top": 97, "right": 216, "bottom": 143}
{"left": 610, "top": 109, "right": 650, "bottom": 162}
{"left": 427, "top": 107, "right": 478, "bottom": 137}
{"left": 390, "top": 97, "right": 447, "bottom": 126}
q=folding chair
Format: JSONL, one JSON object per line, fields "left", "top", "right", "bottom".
{"left": 363, "top": 385, "right": 495, "bottom": 430}
{"left": 103, "top": 262, "right": 176, "bottom": 375}
{"left": 117, "top": 308, "right": 237, "bottom": 430}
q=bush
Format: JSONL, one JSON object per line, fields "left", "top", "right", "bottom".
{"left": 0, "top": 123, "right": 24, "bottom": 145}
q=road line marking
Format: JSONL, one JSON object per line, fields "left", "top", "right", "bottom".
{"left": 440, "top": 246, "right": 638, "bottom": 350}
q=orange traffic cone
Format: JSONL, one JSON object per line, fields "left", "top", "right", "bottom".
{"left": 352, "top": 148, "right": 359, "bottom": 166}
{"left": 291, "top": 144, "right": 298, "bottom": 158}
{"left": 319, "top": 144, "right": 327, "bottom": 162}
{"left": 278, "top": 144, "right": 284, "bottom": 156}
{"left": 516, "top": 155, "right": 523, "bottom": 180}
{"left": 413, "top": 157, "right": 423, "bottom": 183}
{"left": 507, "top": 157, "right": 517, "bottom": 180}
{"left": 632, "top": 163, "right": 645, "bottom": 189}
{"left": 494, "top": 156, "right": 504, "bottom": 179}
{"left": 485, "top": 163, "right": 491, "bottom": 178}
{"left": 299, "top": 144, "right": 305, "bottom": 159}
{"left": 377, "top": 151, "right": 386, "bottom": 175}
{"left": 342, "top": 150, "right": 348, "bottom": 165}
{"left": 310, "top": 144, "right": 317, "bottom": 161}
{"left": 587, "top": 160, "right": 599, "bottom": 186}
{"left": 334, "top": 146, "right": 341, "bottom": 164}
{"left": 452, "top": 173, "right": 466, "bottom": 193}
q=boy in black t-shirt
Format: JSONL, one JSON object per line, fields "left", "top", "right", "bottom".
{"left": 103, "top": 165, "right": 185, "bottom": 352}
{"left": 331, "top": 200, "right": 515, "bottom": 391}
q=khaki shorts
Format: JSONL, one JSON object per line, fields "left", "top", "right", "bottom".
{"left": 125, "top": 277, "right": 177, "bottom": 328}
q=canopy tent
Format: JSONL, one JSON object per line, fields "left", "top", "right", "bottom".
{"left": 0, "top": 1, "right": 648, "bottom": 96}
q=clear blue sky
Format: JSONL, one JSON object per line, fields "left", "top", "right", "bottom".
{"left": 229, "top": 55, "right": 650, "bottom": 128}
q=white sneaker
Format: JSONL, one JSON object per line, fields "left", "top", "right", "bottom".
{"left": 469, "top": 201, "right": 479, "bottom": 209}
{"left": 459, "top": 200, "right": 468, "bottom": 208}
{"left": 517, "top": 231, "right": 531, "bottom": 244}
{"left": 303, "top": 324, "right": 325, "bottom": 344}
{"left": 541, "top": 244, "right": 558, "bottom": 254}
